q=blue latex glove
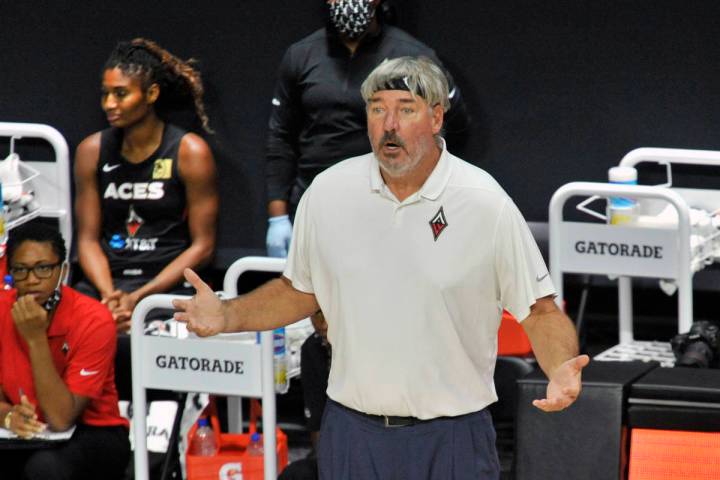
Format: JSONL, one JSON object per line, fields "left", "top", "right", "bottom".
{"left": 266, "top": 215, "right": 292, "bottom": 258}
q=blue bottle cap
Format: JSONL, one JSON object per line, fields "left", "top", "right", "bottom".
{"left": 198, "top": 417, "right": 209, "bottom": 427}
{"left": 251, "top": 432, "right": 260, "bottom": 441}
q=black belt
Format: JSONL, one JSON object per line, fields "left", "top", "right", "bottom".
{"left": 367, "top": 413, "right": 422, "bottom": 427}
{"left": 332, "top": 400, "right": 426, "bottom": 428}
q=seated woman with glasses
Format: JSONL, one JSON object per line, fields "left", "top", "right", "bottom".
{"left": 0, "top": 222, "right": 129, "bottom": 480}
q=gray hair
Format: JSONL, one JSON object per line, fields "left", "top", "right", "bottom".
{"left": 360, "top": 56, "right": 450, "bottom": 112}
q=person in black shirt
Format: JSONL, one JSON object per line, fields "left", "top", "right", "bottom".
{"left": 265, "top": 0, "right": 468, "bottom": 257}
{"left": 74, "top": 38, "right": 218, "bottom": 332}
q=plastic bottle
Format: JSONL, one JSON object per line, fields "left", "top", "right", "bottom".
{"left": 189, "top": 417, "right": 218, "bottom": 456}
{"left": 273, "top": 327, "right": 289, "bottom": 394}
{"left": 2, "top": 275, "right": 12, "bottom": 290}
{"left": 246, "top": 432, "right": 264, "bottom": 456}
{"left": 607, "top": 166, "right": 638, "bottom": 225}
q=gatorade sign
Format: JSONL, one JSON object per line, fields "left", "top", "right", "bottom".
{"left": 557, "top": 222, "right": 678, "bottom": 278}
{"left": 141, "top": 336, "right": 262, "bottom": 397}
{"left": 574, "top": 240, "right": 663, "bottom": 259}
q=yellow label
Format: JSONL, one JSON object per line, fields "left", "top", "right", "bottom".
{"left": 610, "top": 213, "right": 634, "bottom": 225}
{"left": 152, "top": 158, "right": 173, "bottom": 180}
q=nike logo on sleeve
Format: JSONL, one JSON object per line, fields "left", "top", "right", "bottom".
{"left": 102, "top": 163, "right": 121, "bottom": 173}
{"left": 80, "top": 368, "right": 99, "bottom": 376}
{"left": 536, "top": 272, "right": 549, "bottom": 282}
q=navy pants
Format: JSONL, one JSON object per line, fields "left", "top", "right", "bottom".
{"left": 318, "top": 400, "right": 500, "bottom": 480}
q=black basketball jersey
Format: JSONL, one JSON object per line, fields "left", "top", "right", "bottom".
{"left": 97, "top": 124, "right": 190, "bottom": 280}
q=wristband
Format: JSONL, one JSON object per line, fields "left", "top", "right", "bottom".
{"left": 4, "top": 411, "right": 12, "bottom": 430}
{"left": 268, "top": 214, "right": 290, "bottom": 224}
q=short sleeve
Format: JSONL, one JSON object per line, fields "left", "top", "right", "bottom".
{"left": 283, "top": 187, "right": 315, "bottom": 294}
{"left": 64, "top": 305, "right": 116, "bottom": 399}
{"left": 494, "top": 199, "right": 555, "bottom": 322}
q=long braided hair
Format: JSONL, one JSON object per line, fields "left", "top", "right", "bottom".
{"left": 103, "top": 38, "right": 212, "bottom": 133}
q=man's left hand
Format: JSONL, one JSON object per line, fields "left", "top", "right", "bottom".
{"left": 11, "top": 295, "right": 50, "bottom": 343}
{"left": 532, "top": 354, "right": 590, "bottom": 412}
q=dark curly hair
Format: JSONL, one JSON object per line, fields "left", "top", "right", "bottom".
{"left": 104, "top": 38, "right": 212, "bottom": 133}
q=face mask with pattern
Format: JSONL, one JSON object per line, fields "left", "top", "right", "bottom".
{"left": 328, "top": 0, "right": 376, "bottom": 39}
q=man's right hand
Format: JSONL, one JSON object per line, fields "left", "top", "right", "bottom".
{"left": 172, "top": 269, "right": 226, "bottom": 337}
{"left": 266, "top": 215, "right": 292, "bottom": 258}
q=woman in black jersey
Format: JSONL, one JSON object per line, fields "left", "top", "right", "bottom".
{"left": 74, "top": 38, "right": 218, "bottom": 332}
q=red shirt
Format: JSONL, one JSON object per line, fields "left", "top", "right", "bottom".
{"left": 0, "top": 286, "right": 128, "bottom": 428}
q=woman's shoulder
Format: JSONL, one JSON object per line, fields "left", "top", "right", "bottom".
{"left": 177, "top": 130, "right": 215, "bottom": 175}
{"left": 62, "top": 287, "right": 114, "bottom": 326}
{"left": 0, "top": 290, "right": 17, "bottom": 334}
{"left": 75, "top": 129, "right": 115, "bottom": 172}
{"left": 76, "top": 131, "right": 103, "bottom": 155}
{"left": 0, "top": 290, "right": 16, "bottom": 312}
{"left": 178, "top": 130, "right": 211, "bottom": 153}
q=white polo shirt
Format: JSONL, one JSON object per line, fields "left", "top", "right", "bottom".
{"left": 284, "top": 142, "right": 554, "bottom": 419}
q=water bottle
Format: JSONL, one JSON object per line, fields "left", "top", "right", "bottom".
{"left": 246, "top": 432, "right": 264, "bottom": 456}
{"left": 2, "top": 275, "right": 12, "bottom": 290}
{"left": 607, "top": 166, "right": 638, "bottom": 225}
{"left": 273, "top": 327, "right": 289, "bottom": 394}
{"left": 189, "top": 418, "right": 218, "bottom": 456}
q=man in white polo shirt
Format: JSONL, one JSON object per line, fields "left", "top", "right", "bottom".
{"left": 175, "top": 56, "right": 589, "bottom": 480}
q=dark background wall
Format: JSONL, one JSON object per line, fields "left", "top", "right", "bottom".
{"left": 2, "top": 0, "right": 720, "bottom": 269}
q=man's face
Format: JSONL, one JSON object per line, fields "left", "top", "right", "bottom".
{"left": 367, "top": 89, "right": 443, "bottom": 177}
{"left": 326, "top": 0, "right": 380, "bottom": 40}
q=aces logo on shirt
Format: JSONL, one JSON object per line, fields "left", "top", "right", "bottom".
{"left": 152, "top": 158, "right": 173, "bottom": 180}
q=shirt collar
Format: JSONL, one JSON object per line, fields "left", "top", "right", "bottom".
{"left": 368, "top": 138, "right": 453, "bottom": 201}
{"left": 419, "top": 138, "right": 452, "bottom": 200}
{"left": 46, "top": 285, "right": 70, "bottom": 337}
{"left": 369, "top": 154, "right": 385, "bottom": 192}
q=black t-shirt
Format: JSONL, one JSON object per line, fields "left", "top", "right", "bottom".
{"left": 97, "top": 124, "right": 190, "bottom": 280}
{"left": 265, "top": 25, "right": 469, "bottom": 211}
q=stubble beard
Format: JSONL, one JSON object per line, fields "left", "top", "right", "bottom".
{"left": 377, "top": 151, "right": 423, "bottom": 177}
{"left": 375, "top": 137, "right": 433, "bottom": 178}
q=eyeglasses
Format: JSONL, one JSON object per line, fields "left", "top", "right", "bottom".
{"left": 9, "top": 262, "right": 62, "bottom": 281}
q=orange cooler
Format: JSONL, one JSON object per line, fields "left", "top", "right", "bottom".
{"left": 187, "top": 400, "right": 288, "bottom": 480}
